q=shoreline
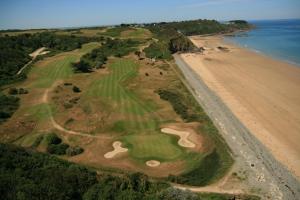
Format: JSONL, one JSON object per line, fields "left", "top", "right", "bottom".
{"left": 185, "top": 35, "right": 300, "bottom": 179}
{"left": 174, "top": 53, "right": 300, "bottom": 199}
{"left": 223, "top": 36, "right": 300, "bottom": 67}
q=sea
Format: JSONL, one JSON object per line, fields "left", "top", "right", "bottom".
{"left": 225, "top": 19, "right": 300, "bottom": 66}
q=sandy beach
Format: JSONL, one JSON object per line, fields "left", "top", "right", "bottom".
{"left": 181, "top": 35, "right": 300, "bottom": 178}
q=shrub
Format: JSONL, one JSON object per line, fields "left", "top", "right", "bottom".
{"left": 159, "top": 187, "right": 199, "bottom": 200}
{"left": 18, "top": 88, "right": 28, "bottom": 94}
{"left": 8, "top": 88, "right": 18, "bottom": 95}
{"left": 143, "top": 42, "right": 172, "bottom": 60}
{"left": 169, "top": 35, "right": 195, "bottom": 53}
{"left": 73, "top": 60, "right": 92, "bottom": 73}
{"left": 47, "top": 143, "right": 69, "bottom": 155}
{"left": 63, "top": 102, "right": 73, "bottom": 109}
{"left": 72, "top": 86, "right": 81, "bottom": 93}
{"left": 0, "top": 93, "right": 19, "bottom": 123}
{"left": 31, "top": 135, "right": 44, "bottom": 148}
{"left": 46, "top": 133, "right": 62, "bottom": 145}
{"left": 66, "top": 146, "right": 84, "bottom": 156}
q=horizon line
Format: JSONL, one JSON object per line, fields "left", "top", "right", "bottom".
{"left": 1, "top": 17, "right": 299, "bottom": 32}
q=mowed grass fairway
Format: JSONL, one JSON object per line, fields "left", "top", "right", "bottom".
{"left": 85, "top": 58, "right": 203, "bottom": 165}
{"left": 86, "top": 59, "right": 160, "bottom": 132}
{"left": 29, "top": 42, "right": 100, "bottom": 88}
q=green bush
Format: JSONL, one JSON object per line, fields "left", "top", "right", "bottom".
{"left": 45, "top": 133, "right": 62, "bottom": 145}
{"left": 72, "top": 86, "right": 81, "bottom": 93}
{"left": 47, "top": 143, "right": 69, "bottom": 155}
{"left": 66, "top": 146, "right": 84, "bottom": 156}
{"left": 8, "top": 88, "right": 18, "bottom": 95}
{"left": 144, "top": 42, "right": 172, "bottom": 60}
{"left": 0, "top": 93, "right": 19, "bottom": 123}
{"left": 63, "top": 102, "right": 73, "bottom": 109}
{"left": 18, "top": 88, "right": 28, "bottom": 94}
{"left": 73, "top": 60, "right": 93, "bottom": 73}
{"left": 31, "top": 135, "right": 44, "bottom": 148}
{"left": 169, "top": 35, "right": 195, "bottom": 53}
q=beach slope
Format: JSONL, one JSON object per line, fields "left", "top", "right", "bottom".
{"left": 182, "top": 36, "right": 300, "bottom": 178}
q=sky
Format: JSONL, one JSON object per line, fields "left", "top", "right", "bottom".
{"left": 0, "top": 0, "right": 300, "bottom": 30}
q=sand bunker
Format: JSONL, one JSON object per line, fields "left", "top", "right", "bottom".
{"left": 146, "top": 160, "right": 161, "bottom": 167}
{"left": 161, "top": 128, "right": 196, "bottom": 148}
{"left": 104, "top": 141, "right": 128, "bottom": 159}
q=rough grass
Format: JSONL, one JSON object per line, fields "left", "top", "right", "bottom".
{"left": 121, "top": 28, "right": 152, "bottom": 39}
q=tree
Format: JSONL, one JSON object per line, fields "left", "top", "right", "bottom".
{"left": 72, "top": 86, "right": 81, "bottom": 93}
{"left": 169, "top": 35, "right": 195, "bottom": 53}
{"left": 73, "top": 60, "right": 92, "bottom": 73}
{"left": 8, "top": 88, "right": 18, "bottom": 95}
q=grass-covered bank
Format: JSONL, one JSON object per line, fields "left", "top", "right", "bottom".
{"left": 157, "top": 81, "right": 233, "bottom": 186}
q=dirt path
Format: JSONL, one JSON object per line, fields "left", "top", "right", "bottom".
{"left": 174, "top": 54, "right": 300, "bottom": 200}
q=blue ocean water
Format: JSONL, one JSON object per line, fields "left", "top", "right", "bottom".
{"left": 225, "top": 19, "right": 300, "bottom": 66}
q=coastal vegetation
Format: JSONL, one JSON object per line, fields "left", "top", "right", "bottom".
{"left": 0, "top": 143, "right": 259, "bottom": 200}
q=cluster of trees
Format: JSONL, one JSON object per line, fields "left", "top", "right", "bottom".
{"left": 73, "top": 38, "right": 139, "bottom": 72}
{"left": 169, "top": 35, "right": 195, "bottom": 53}
{"left": 0, "top": 143, "right": 202, "bottom": 200}
{"left": 44, "top": 133, "right": 84, "bottom": 156}
{"left": 0, "top": 93, "right": 19, "bottom": 123}
{"left": 147, "top": 19, "right": 250, "bottom": 37}
{"left": 0, "top": 32, "right": 96, "bottom": 86}
{"left": 144, "top": 19, "right": 250, "bottom": 59}
{"left": 143, "top": 42, "right": 172, "bottom": 60}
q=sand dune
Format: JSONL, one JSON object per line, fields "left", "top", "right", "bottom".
{"left": 181, "top": 36, "right": 300, "bottom": 178}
